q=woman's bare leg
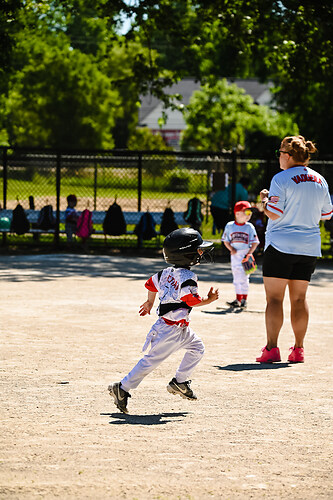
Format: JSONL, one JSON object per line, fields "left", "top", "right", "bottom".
{"left": 288, "top": 280, "right": 309, "bottom": 348}
{"left": 263, "top": 277, "right": 288, "bottom": 349}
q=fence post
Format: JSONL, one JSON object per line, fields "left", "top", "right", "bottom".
{"left": 93, "top": 161, "right": 97, "bottom": 211}
{"left": 2, "top": 147, "right": 7, "bottom": 209}
{"left": 55, "top": 152, "right": 61, "bottom": 247}
{"left": 2, "top": 147, "right": 8, "bottom": 245}
{"left": 138, "top": 152, "right": 142, "bottom": 212}
{"left": 205, "top": 159, "right": 211, "bottom": 223}
{"left": 231, "top": 148, "right": 237, "bottom": 212}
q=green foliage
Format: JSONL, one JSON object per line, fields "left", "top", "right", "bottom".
{"left": 6, "top": 32, "right": 120, "bottom": 148}
{"left": 128, "top": 127, "right": 170, "bottom": 151}
{"left": 180, "top": 79, "right": 298, "bottom": 152}
{"left": 1, "top": 0, "right": 332, "bottom": 153}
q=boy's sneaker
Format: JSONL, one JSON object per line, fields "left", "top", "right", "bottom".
{"left": 240, "top": 299, "right": 247, "bottom": 308}
{"left": 226, "top": 299, "right": 240, "bottom": 308}
{"left": 288, "top": 347, "right": 304, "bottom": 363}
{"left": 108, "top": 382, "right": 131, "bottom": 414}
{"left": 256, "top": 346, "right": 281, "bottom": 363}
{"left": 167, "top": 378, "right": 197, "bottom": 400}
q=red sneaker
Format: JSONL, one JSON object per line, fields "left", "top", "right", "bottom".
{"left": 256, "top": 346, "right": 281, "bottom": 363}
{"left": 288, "top": 347, "right": 304, "bottom": 363}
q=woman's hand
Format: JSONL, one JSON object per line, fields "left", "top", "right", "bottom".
{"left": 260, "top": 189, "right": 269, "bottom": 202}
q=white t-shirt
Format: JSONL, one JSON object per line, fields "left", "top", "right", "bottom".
{"left": 265, "top": 166, "right": 333, "bottom": 256}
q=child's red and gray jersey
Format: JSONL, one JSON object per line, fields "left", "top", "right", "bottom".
{"left": 222, "top": 221, "right": 259, "bottom": 252}
{"left": 145, "top": 266, "right": 201, "bottom": 326}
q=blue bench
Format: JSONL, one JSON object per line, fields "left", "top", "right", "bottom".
{"left": 0, "top": 209, "right": 187, "bottom": 237}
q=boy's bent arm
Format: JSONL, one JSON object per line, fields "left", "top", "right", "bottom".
{"left": 247, "top": 242, "right": 259, "bottom": 255}
{"left": 193, "top": 287, "right": 219, "bottom": 307}
{"left": 139, "top": 290, "right": 157, "bottom": 316}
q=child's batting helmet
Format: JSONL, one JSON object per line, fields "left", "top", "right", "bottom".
{"left": 163, "top": 228, "right": 213, "bottom": 267}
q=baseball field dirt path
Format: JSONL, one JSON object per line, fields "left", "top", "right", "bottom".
{"left": 0, "top": 254, "right": 332, "bottom": 499}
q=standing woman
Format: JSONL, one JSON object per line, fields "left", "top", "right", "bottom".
{"left": 256, "top": 136, "right": 332, "bottom": 363}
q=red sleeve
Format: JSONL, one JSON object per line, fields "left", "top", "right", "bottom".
{"left": 181, "top": 293, "right": 202, "bottom": 306}
{"left": 145, "top": 276, "right": 158, "bottom": 292}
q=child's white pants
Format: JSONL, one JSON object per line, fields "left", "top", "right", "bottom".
{"left": 231, "top": 250, "right": 250, "bottom": 295}
{"left": 120, "top": 318, "right": 205, "bottom": 392}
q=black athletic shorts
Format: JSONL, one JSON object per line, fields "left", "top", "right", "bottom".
{"left": 263, "top": 245, "right": 317, "bottom": 281}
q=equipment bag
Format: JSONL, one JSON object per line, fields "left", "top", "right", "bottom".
{"left": 76, "top": 209, "right": 93, "bottom": 239}
{"left": 10, "top": 204, "right": 30, "bottom": 235}
{"left": 134, "top": 212, "right": 157, "bottom": 240}
{"left": 160, "top": 207, "right": 178, "bottom": 236}
{"left": 183, "top": 197, "right": 203, "bottom": 227}
{"left": 37, "top": 204, "right": 56, "bottom": 230}
{"left": 103, "top": 202, "right": 127, "bottom": 236}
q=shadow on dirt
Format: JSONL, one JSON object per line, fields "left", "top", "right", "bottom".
{"left": 214, "top": 363, "right": 291, "bottom": 371}
{"left": 101, "top": 411, "right": 190, "bottom": 426}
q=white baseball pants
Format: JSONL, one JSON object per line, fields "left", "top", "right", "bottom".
{"left": 231, "top": 250, "right": 250, "bottom": 295}
{"left": 120, "top": 318, "right": 205, "bottom": 392}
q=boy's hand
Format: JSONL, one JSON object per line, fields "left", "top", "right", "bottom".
{"left": 207, "top": 287, "right": 219, "bottom": 302}
{"left": 230, "top": 247, "right": 237, "bottom": 255}
{"left": 139, "top": 300, "right": 153, "bottom": 316}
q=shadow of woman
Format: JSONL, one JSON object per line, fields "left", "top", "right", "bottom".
{"left": 214, "top": 363, "right": 291, "bottom": 372}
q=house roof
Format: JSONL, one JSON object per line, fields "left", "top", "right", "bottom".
{"left": 139, "top": 78, "right": 273, "bottom": 131}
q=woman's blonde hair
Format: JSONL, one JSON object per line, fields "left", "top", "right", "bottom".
{"left": 281, "top": 135, "right": 317, "bottom": 165}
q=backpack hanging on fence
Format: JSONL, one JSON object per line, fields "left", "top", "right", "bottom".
{"left": 37, "top": 205, "right": 56, "bottom": 230}
{"left": 76, "top": 209, "right": 94, "bottom": 239}
{"left": 183, "top": 197, "right": 203, "bottom": 229}
{"left": 134, "top": 212, "right": 157, "bottom": 240}
{"left": 103, "top": 202, "right": 127, "bottom": 236}
{"left": 10, "top": 204, "right": 30, "bottom": 235}
{"left": 160, "top": 207, "right": 178, "bottom": 236}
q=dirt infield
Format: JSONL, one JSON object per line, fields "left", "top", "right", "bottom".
{"left": 1, "top": 254, "right": 332, "bottom": 500}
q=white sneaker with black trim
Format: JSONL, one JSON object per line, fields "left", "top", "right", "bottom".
{"left": 167, "top": 378, "right": 197, "bottom": 400}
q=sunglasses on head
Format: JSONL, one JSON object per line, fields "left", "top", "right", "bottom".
{"left": 244, "top": 209, "right": 252, "bottom": 216}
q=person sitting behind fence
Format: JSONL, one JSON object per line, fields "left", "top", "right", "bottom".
{"left": 65, "top": 194, "right": 78, "bottom": 242}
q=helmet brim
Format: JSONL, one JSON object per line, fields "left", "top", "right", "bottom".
{"left": 198, "top": 240, "right": 214, "bottom": 249}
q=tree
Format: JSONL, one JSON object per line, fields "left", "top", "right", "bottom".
{"left": 6, "top": 32, "right": 121, "bottom": 148}
{"left": 180, "top": 79, "right": 298, "bottom": 152}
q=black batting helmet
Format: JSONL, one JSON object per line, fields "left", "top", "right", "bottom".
{"left": 163, "top": 228, "right": 213, "bottom": 267}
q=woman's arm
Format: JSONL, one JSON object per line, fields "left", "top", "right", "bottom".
{"left": 260, "top": 189, "right": 280, "bottom": 221}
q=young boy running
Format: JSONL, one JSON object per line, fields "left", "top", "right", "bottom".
{"left": 108, "top": 228, "right": 219, "bottom": 414}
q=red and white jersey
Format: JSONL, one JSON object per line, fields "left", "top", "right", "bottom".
{"left": 222, "top": 221, "right": 259, "bottom": 251}
{"left": 145, "top": 266, "right": 201, "bottom": 325}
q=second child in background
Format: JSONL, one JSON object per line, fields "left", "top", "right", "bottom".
{"left": 222, "top": 201, "right": 259, "bottom": 308}
{"left": 65, "top": 194, "right": 78, "bottom": 242}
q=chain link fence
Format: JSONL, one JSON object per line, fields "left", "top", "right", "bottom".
{"left": 1, "top": 147, "right": 332, "bottom": 250}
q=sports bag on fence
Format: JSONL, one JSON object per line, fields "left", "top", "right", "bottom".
{"left": 37, "top": 204, "right": 56, "bottom": 230}
{"left": 183, "top": 197, "right": 203, "bottom": 228}
{"left": 134, "top": 212, "right": 157, "bottom": 240}
{"left": 10, "top": 204, "right": 30, "bottom": 235}
{"left": 103, "top": 202, "right": 127, "bottom": 236}
{"left": 75, "top": 209, "right": 94, "bottom": 239}
{"left": 160, "top": 207, "right": 178, "bottom": 236}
